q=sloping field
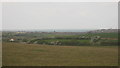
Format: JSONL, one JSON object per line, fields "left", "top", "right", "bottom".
{"left": 0, "top": 42, "right": 2, "bottom": 67}
{"left": 3, "top": 42, "right": 118, "bottom": 66}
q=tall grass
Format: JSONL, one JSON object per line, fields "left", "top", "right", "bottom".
{"left": 3, "top": 42, "right": 118, "bottom": 66}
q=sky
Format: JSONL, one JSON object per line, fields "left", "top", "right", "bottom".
{"left": 0, "top": 3, "right": 2, "bottom": 31}
{"left": 1, "top": 0, "right": 119, "bottom": 2}
{"left": 2, "top": 2, "right": 118, "bottom": 30}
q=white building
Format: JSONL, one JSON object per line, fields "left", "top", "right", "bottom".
{"left": 9, "top": 39, "right": 15, "bottom": 42}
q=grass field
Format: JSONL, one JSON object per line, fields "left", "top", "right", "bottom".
{"left": 0, "top": 42, "right": 2, "bottom": 67}
{"left": 3, "top": 42, "right": 118, "bottom": 66}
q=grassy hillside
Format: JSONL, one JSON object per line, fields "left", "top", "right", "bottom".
{"left": 3, "top": 42, "right": 118, "bottom": 66}
{"left": 3, "top": 32, "right": 118, "bottom": 46}
{"left": 79, "top": 33, "right": 118, "bottom": 38}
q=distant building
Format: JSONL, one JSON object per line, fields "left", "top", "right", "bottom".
{"left": 16, "top": 31, "right": 26, "bottom": 34}
{"left": 9, "top": 39, "right": 15, "bottom": 42}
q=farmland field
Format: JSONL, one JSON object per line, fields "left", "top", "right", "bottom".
{"left": 2, "top": 2, "right": 118, "bottom": 66}
{"left": 3, "top": 42, "right": 118, "bottom": 66}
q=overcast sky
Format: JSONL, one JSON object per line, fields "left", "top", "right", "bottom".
{"left": 2, "top": 2, "right": 118, "bottom": 30}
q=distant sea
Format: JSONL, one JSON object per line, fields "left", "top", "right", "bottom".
{"left": 3, "top": 29, "right": 96, "bottom": 32}
{"left": 33, "top": 29, "right": 96, "bottom": 32}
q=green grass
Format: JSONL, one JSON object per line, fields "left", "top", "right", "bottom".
{"left": 32, "top": 49, "right": 47, "bottom": 52}
{"left": 50, "top": 32, "right": 118, "bottom": 38}
{"left": 77, "top": 33, "right": 118, "bottom": 38}
{"left": 3, "top": 42, "right": 118, "bottom": 66}
{"left": 0, "top": 42, "right": 2, "bottom": 67}
{"left": 29, "top": 38, "right": 118, "bottom": 46}
{"left": 29, "top": 39, "right": 91, "bottom": 46}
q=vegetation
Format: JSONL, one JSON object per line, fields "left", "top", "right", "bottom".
{"left": 2, "top": 31, "right": 118, "bottom": 66}
{"left": 2, "top": 32, "right": 118, "bottom": 46}
{"left": 3, "top": 42, "right": 118, "bottom": 66}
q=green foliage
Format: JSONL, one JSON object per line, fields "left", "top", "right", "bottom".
{"left": 3, "top": 32, "right": 118, "bottom": 46}
{"left": 100, "top": 40, "right": 118, "bottom": 46}
{"left": 29, "top": 39, "right": 91, "bottom": 46}
{"left": 82, "top": 33, "right": 118, "bottom": 38}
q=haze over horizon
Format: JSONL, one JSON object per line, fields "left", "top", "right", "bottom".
{"left": 2, "top": 2, "right": 118, "bottom": 30}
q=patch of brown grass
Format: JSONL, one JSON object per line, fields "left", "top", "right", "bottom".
{"left": 2, "top": 42, "right": 118, "bottom": 66}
